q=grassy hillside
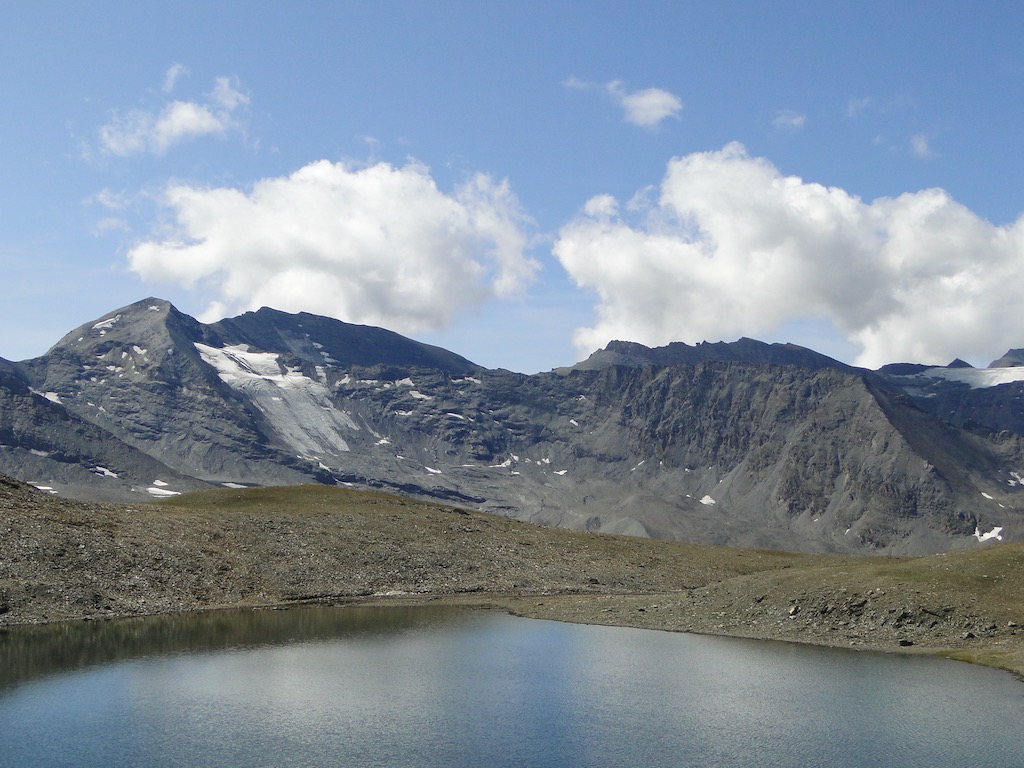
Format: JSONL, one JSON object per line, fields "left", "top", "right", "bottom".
{"left": 2, "top": 478, "right": 1022, "bottom": 676}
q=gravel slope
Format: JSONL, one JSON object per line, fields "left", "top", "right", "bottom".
{"left": 2, "top": 476, "right": 1022, "bottom": 677}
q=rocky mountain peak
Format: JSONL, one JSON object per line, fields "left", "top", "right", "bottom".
{"left": 205, "top": 306, "right": 480, "bottom": 374}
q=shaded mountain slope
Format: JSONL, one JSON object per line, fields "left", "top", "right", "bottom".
{"left": 0, "top": 353, "right": 205, "bottom": 500}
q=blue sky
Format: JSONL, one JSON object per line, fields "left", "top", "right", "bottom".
{"left": 3, "top": 2, "right": 1024, "bottom": 372}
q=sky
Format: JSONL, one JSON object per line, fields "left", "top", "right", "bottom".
{"left": 3, "top": 2, "right": 1024, "bottom": 373}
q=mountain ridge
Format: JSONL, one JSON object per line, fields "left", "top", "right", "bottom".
{"left": 2, "top": 297, "right": 1023, "bottom": 555}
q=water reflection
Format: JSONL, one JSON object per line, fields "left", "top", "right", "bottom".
{"left": 0, "top": 603, "right": 466, "bottom": 690}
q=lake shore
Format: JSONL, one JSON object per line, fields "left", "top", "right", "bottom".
{"left": 3, "top": 480, "right": 1023, "bottom": 677}
{"left": 349, "top": 589, "right": 1024, "bottom": 680}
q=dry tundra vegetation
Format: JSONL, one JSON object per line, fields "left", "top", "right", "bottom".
{"left": 2, "top": 472, "right": 1023, "bottom": 681}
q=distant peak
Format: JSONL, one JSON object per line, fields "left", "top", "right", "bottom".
{"left": 571, "top": 337, "right": 848, "bottom": 373}
{"left": 989, "top": 348, "right": 1024, "bottom": 369}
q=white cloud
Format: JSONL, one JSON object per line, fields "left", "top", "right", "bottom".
{"left": 772, "top": 110, "right": 806, "bottom": 131}
{"left": 128, "top": 160, "right": 537, "bottom": 333}
{"left": 98, "top": 74, "right": 249, "bottom": 156}
{"left": 564, "top": 77, "right": 682, "bottom": 128}
{"left": 583, "top": 194, "right": 619, "bottom": 218}
{"left": 90, "top": 188, "right": 132, "bottom": 210}
{"left": 162, "top": 63, "right": 188, "bottom": 93}
{"left": 607, "top": 81, "right": 682, "bottom": 127}
{"left": 209, "top": 76, "right": 249, "bottom": 111}
{"left": 553, "top": 142, "right": 1024, "bottom": 368}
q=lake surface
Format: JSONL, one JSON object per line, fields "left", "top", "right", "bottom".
{"left": 2, "top": 605, "right": 1023, "bottom": 767}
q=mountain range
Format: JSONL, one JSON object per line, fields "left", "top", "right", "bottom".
{"left": 2, "top": 297, "right": 1022, "bottom": 556}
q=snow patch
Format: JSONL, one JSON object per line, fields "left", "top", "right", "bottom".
{"left": 92, "top": 314, "right": 122, "bottom": 331}
{"left": 490, "top": 455, "right": 518, "bottom": 469}
{"left": 29, "top": 449, "right": 50, "bottom": 458}
{"left": 916, "top": 366, "right": 1024, "bottom": 389}
{"left": 195, "top": 342, "right": 358, "bottom": 455}
{"left": 92, "top": 466, "right": 118, "bottom": 478}
{"left": 152, "top": 479, "right": 169, "bottom": 487}
{"left": 982, "top": 492, "right": 994, "bottom": 500}
{"left": 147, "top": 487, "right": 181, "bottom": 497}
{"left": 424, "top": 466, "right": 442, "bottom": 474}
{"left": 34, "top": 486, "right": 58, "bottom": 494}
{"left": 221, "top": 482, "right": 247, "bottom": 489}
{"left": 396, "top": 377, "right": 415, "bottom": 387}
{"left": 554, "top": 469, "right": 568, "bottom": 476}
{"left": 375, "top": 437, "right": 392, "bottom": 446}
{"left": 30, "top": 388, "right": 62, "bottom": 404}
{"left": 974, "top": 526, "right": 1004, "bottom": 543}
{"left": 409, "top": 390, "right": 432, "bottom": 400}
{"left": 699, "top": 495, "right": 717, "bottom": 506}
{"left": 569, "top": 419, "right": 580, "bottom": 426}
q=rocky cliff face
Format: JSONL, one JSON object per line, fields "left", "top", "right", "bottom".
{"left": 2, "top": 298, "right": 1022, "bottom": 555}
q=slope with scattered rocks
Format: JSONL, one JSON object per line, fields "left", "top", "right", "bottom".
{"left": 2, "top": 476, "right": 1021, "bottom": 676}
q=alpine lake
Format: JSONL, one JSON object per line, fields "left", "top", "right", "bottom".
{"left": 2, "top": 604, "right": 1023, "bottom": 768}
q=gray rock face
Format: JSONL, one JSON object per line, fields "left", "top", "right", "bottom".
{"left": 877, "top": 353, "right": 1024, "bottom": 442}
{"left": 0, "top": 349, "right": 205, "bottom": 501}
{"left": 3, "top": 298, "right": 1023, "bottom": 555}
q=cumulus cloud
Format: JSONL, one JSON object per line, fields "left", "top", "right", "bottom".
{"left": 565, "top": 77, "right": 682, "bottom": 128}
{"left": 128, "top": 160, "right": 537, "bottom": 332}
{"left": 607, "top": 81, "right": 683, "bottom": 127}
{"left": 553, "top": 142, "right": 1024, "bottom": 368}
{"left": 98, "top": 74, "right": 249, "bottom": 156}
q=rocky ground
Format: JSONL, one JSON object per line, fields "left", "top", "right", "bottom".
{"left": 2, "top": 476, "right": 1023, "bottom": 678}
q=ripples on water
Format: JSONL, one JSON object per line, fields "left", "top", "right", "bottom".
{"left": 1, "top": 606, "right": 1023, "bottom": 767}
